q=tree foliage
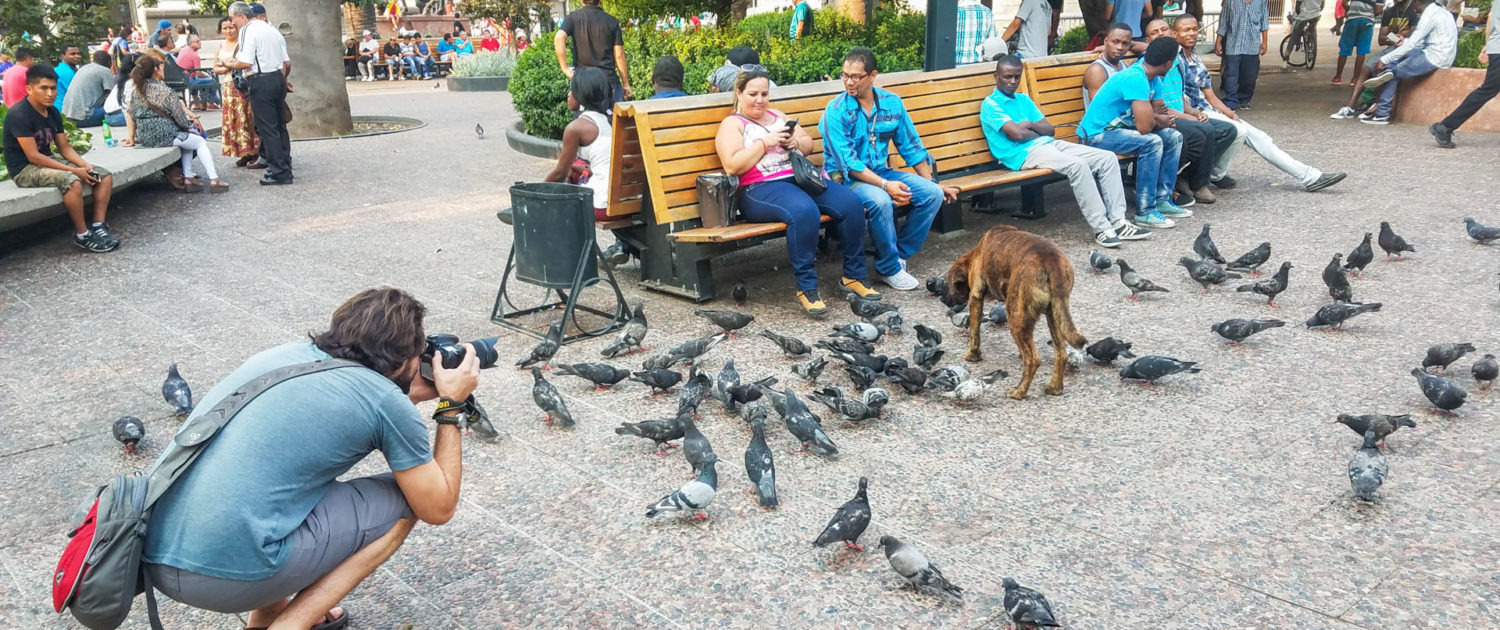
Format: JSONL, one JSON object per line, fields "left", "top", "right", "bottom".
{"left": 458, "top": 0, "right": 546, "bottom": 33}
{"left": 604, "top": 0, "right": 733, "bottom": 25}
{"left": 0, "top": 0, "right": 116, "bottom": 60}
{"left": 180, "top": 0, "right": 386, "bottom": 14}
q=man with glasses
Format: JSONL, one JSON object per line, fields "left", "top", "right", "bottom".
{"left": 820, "top": 48, "right": 957, "bottom": 291}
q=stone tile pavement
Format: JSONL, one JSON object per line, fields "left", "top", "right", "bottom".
{"left": 1, "top": 61, "right": 1498, "bottom": 629}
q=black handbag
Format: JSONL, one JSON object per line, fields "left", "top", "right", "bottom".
{"left": 788, "top": 150, "right": 827, "bottom": 196}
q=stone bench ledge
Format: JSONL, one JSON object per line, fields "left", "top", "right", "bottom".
{"left": 0, "top": 144, "right": 181, "bottom": 232}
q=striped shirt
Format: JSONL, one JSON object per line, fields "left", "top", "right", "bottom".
{"left": 956, "top": 0, "right": 998, "bottom": 64}
{"left": 1216, "top": 0, "right": 1270, "bottom": 56}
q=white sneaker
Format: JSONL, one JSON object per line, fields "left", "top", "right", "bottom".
{"left": 1330, "top": 106, "right": 1357, "bottom": 119}
{"left": 881, "top": 269, "right": 920, "bottom": 290}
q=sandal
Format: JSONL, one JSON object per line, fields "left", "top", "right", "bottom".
{"left": 243, "top": 607, "right": 348, "bottom": 630}
{"left": 182, "top": 177, "right": 203, "bottom": 193}
{"left": 236, "top": 155, "right": 258, "bottom": 168}
{"left": 209, "top": 180, "right": 230, "bottom": 194}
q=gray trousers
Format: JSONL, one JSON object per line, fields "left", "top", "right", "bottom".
{"left": 1021, "top": 140, "right": 1128, "bottom": 234}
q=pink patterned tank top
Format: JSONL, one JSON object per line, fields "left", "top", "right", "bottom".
{"left": 734, "top": 113, "right": 794, "bottom": 187}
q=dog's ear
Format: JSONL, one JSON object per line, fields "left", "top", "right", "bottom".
{"left": 945, "top": 254, "right": 971, "bottom": 301}
{"left": 993, "top": 225, "right": 1019, "bottom": 233}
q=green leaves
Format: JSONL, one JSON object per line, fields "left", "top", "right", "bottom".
{"left": 0, "top": 0, "right": 114, "bottom": 61}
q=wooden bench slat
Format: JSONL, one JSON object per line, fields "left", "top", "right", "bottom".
{"left": 669, "top": 215, "right": 833, "bottom": 243}
{"left": 1031, "top": 62, "right": 1096, "bottom": 80}
{"left": 606, "top": 197, "right": 642, "bottom": 217}
{"left": 944, "top": 168, "right": 1053, "bottom": 191}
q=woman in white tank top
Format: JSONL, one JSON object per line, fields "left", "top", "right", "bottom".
{"left": 543, "top": 67, "right": 634, "bottom": 261}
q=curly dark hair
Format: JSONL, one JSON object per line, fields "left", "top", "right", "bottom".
{"left": 310, "top": 288, "right": 428, "bottom": 376}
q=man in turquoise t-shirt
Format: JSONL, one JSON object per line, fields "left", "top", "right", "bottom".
{"left": 141, "top": 288, "right": 480, "bottom": 629}
{"left": 790, "top": 0, "right": 815, "bottom": 40}
{"left": 1078, "top": 36, "right": 1189, "bottom": 229}
{"left": 981, "top": 55, "right": 1151, "bottom": 248}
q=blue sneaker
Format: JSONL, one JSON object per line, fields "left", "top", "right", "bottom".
{"left": 1157, "top": 200, "right": 1194, "bottom": 219}
{"left": 1133, "top": 210, "right": 1176, "bottom": 229}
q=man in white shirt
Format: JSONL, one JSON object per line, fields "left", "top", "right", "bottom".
{"left": 357, "top": 31, "right": 380, "bottom": 82}
{"left": 225, "top": 0, "right": 294, "bottom": 185}
{"left": 1358, "top": 0, "right": 1457, "bottom": 123}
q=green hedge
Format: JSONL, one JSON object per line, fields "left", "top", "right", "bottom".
{"left": 1454, "top": 28, "right": 1487, "bottom": 69}
{"left": 512, "top": 7, "right": 927, "bottom": 140}
{"left": 1055, "top": 25, "right": 1089, "bottom": 55}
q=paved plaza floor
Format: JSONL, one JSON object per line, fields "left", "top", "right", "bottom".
{"left": 2, "top": 59, "right": 1498, "bottom": 629}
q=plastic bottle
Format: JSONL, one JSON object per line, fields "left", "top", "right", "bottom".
{"left": 102, "top": 121, "right": 115, "bottom": 147}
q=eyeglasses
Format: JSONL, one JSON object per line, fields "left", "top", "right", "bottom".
{"left": 840, "top": 72, "right": 871, "bottom": 83}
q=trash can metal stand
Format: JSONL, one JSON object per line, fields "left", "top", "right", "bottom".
{"left": 491, "top": 182, "right": 629, "bottom": 344}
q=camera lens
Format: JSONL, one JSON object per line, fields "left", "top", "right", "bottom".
{"left": 469, "top": 337, "right": 500, "bottom": 369}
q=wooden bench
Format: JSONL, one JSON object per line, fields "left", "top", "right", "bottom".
{"left": 604, "top": 51, "right": 1117, "bottom": 302}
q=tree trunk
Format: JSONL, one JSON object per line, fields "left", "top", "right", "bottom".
{"left": 837, "top": 0, "right": 869, "bottom": 24}
{"left": 1079, "top": 0, "right": 1108, "bottom": 38}
{"left": 730, "top": 0, "right": 750, "bottom": 25}
{"left": 266, "top": 0, "right": 354, "bottom": 138}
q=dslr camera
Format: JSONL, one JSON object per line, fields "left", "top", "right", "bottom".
{"left": 420, "top": 334, "right": 501, "bottom": 439}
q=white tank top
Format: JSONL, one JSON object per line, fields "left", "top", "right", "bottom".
{"left": 577, "top": 110, "right": 612, "bottom": 210}
{"left": 1082, "top": 57, "right": 1124, "bottom": 108}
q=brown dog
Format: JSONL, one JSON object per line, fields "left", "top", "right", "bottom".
{"left": 945, "top": 225, "right": 1086, "bottom": 399}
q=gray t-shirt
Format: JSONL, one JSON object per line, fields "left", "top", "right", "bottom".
{"left": 142, "top": 342, "right": 433, "bottom": 580}
{"left": 1016, "top": 0, "right": 1054, "bottom": 59}
{"left": 61, "top": 63, "right": 115, "bottom": 120}
{"left": 1347, "top": 0, "right": 1378, "bottom": 22}
{"left": 708, "top": 60, "right": 777, "bottom": 93}
{"left": 1489, "top": 8, "right": 1500, "bottom": 54}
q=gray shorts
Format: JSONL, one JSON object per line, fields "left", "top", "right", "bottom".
{"left": 145, "top": 474, "right": 413, "bottom": 613}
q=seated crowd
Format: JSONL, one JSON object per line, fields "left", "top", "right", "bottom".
{"left": 345, "top": 30, "right": 469, "bottom": 82}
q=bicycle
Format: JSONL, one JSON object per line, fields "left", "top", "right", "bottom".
{"left": 1280, "top": 13, "right": 1320, "bottom": 68}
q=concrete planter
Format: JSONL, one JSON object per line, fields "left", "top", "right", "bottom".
{"left": 1394, "top": 67, "right": 1500, "bottom": 133}
{"left": 447, "top": 76, "right": 510, "bottom": 92}
{"left": 506, "top": 121, "right": 562, "bottom": 160}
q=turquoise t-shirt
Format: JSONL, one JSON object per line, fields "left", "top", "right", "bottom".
{"left": 1160, "top": 57, "right": 1185, "bottom": 111}
{"left": 1079, "top": 63, "right": 1161, "bottom": 139}
{"left": 55, "top": 63, "right": 76, "bottom": 112}
{"left": 143, "top": 342, "right": 433, "bottom": 580}
{"left": 979, "top": 89, "right": 1054, "bottom": 171}
{"left": 789, "top": 1, "right": 811, "bottom": 39}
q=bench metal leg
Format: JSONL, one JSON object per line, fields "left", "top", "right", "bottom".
{"left": 636, "top": 221, "right": 718, "bottom": 302}
{"left": 1012, "top": 183, "right": 1048, "bottom": 220}
{"left": 934, "top": 199, "right": 964, "bottom": 233}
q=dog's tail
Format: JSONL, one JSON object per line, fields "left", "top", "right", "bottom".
{"left": 1048, "top": 264, "right": 1087, "bottom": 349}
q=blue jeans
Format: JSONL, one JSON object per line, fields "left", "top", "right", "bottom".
{"left": 1220, "top": 54, "right": 1261, "bottom": 109}
{"left": 188, "top": 76, "right": 220, "bottom": 105}
{"left": 739, "top": 178, "right": 868, "bottom": 292}
{"left": 1084, "top": 128, "right": 1182, "bottom": 213}
{"left": 69, "top": 106, "right": 106, "bottom": 128}
{"left": 848, "top": 168, "right": 943, "bottom": 277}
{"left": 1376, "top": 53, "right": 1440, "bottom": 116}
{"left": 104, "top": 110, "right": 127, "bottom": 127}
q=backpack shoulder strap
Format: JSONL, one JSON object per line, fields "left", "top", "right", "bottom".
{"left": 142, "top": 358, "right": 364, "bottom": 508}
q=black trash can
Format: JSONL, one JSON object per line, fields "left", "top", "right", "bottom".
{"left": 509, "top": 182, "right": 599, "bottom": 291}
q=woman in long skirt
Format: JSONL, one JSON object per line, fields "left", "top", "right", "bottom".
{"left": 213, "top": 17, "right": 260, "bottom": 167}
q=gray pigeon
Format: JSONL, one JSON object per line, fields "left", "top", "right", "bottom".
{"left": 1348, "top": 430, "right": 1388, "bottom": 502}
{"left": 475, "top": 123, "right": 484, "bottom": 138}
{"left": 1323, "top": 253, "right": 1353, "bottom": 303}
{"left": 831, "top": 322, "right": 883, "bottom": 342}
{"left": 887, "top": 362, "right": 930, "bottom": 394}
{"left": 816, "top": 337, "right": 876, "bottom": 355}
{"left": 732, "top": 281, "right": 749, "bottom": 307}
{"left": 162, "top": 363, "right": 193, "bottom": 417}
{"left": 727, "top": 376, "right": 775, "bottom": 410}
{"left": 645, "top": 455, "right": 718, "bottom": 520}
{"left": 809, "top": 386, "right": 881, "bottom": 424}
{"left": 926, "top": 365, "right": 970, "bottom": 392}
{"left": 871, "top": 308, "right": 904, "bottom": 335}
{"left": 1412, "top": 368, "right": 1466, "bottom": 413}
{"left": 783, "top": 390, "right": 838, "bottom": 455}
{"left": 1085, "top": 337, "right": 1136, "bottom": 364}
{"left": 745, "top": 413, "right": 778, "bottom": 508}
{"left": 949, "top": 303, "right": 971, "bottom": 328}
{"left": 1334, "top": 413, "right": 1415, "bottom": 448}
{"left": 1305, "top": 302, "right": 1382, "bottom": 330}
{"left": 845, "top": 365, "right": 878, "bottom": 390}
{"left": 1003, "top": 577, "right": 1062, "bottom": 628}
{"left": 1464, "top": 217, "right": 1500, "bottom": 244}
{"left": 670, "top": 332, "right": 728, "bottom": 365}
{"left": 1422, "top": 342, "right": 1477, "bottom": 373}
{"left": 913, "top": 323, "right": 943, "bottom": 348}
{"left": 829, "top": 351, "right": 888, "bottom": 374}
{"left": 1226, "top": 241, "right": 1272, "bottom": 275}
{"left": 1089, "top": 250, "right": 1114, "bottom": 273}
{"left": 530, "top": 367, "right": 574, "bottom": 427}
{"left": 715, "top": 357, "right": 741, "bottom": 409}
{"left": 879, "top": 536, "right": 964, "bottom": 602}
{"left": 1344, "top": 233, "right": 1374, "bottom": 276}
{"left": 630, "top": 368, "right": 682, "bottom": 394}
{"left": 1235, "top": 261, "right": 1292, "bottom": 307}
{"left": 1472, "top": 354, "right": 1498, "bottom": 390}
{"left": 1378, "top": 221, "right": 1416, "bottom": 260}
{"left": 694, "top": 309, "right": 755, "bottom": 336}
{"left": 1193, "top": 223, "right": 1226, "bottom": 263}
{"left": 1119, "top": 356, "right": 1200, "bottom": 384}
{"left": 913, "top": 344, "right": 945, "bottom": 370}
{"left": 615, "top": 415, "right": 686, "bottom": 455}
{"left": 555, "top": 363, "right": 631, "bottom": 389}
{"left": 1179, "top": 256, "right": 1240, "bottom": 293}
{"left": 759, "top": 329, "right": 811, "bottom": 356}
{"left": 112, "top": 416, "right": 145, "bottom": 454}
{"left": 757, "top": 383, "right": 788, "bottom": 418}
{"left": 792, "top": 355, "right": 830, "bottom": 382}
{"left": 983, "top": 302, "right": 1008, "bottom": 326}
{"left": 951, "top": 368, "right": 1008, "bottom": 403}
{"left": 641, "top": 351, "right": 687, "bottom": 371}
{"left": 516, "top": 322, "right": 563, "bottom": 369}
{"left": 601, "top": 301, "right": 649, "bottom": 357}
{"left": 1117, "top": 259, "right": 1169, "bottom": 300}
{"left": 1210, "top": 318, "right": 1285, "bottom": 344}
{"left": 675, "top": 365, "right": 710, "bottom": 417}
{"left": 850, "top": 296, "right": 898, "bottom": 321}
{"left": 926, "top": 276, "right": 947, "bottom": 296}
{"left": 813, "top": 477, "right": 871, "bottom": 550}
{"left": 680, "top": 412, "right": 715, "bottom": 476}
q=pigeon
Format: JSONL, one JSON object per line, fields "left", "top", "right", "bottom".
{"left": 1089, "top": 250, "right": 1114, "bottom": 273}
{"left": 862, "top": 387, "right": 891, "bottom": 414}
{"left": 1423, "top": 342, "right": 1477, "bottom": 374}
{"left": 475, "top": 123, "right": 484, "bottom": 138}
{"left": 1412, "top": 367, "right": 1467, "bottom": 413}
{"left": 745, "top": 413, "right": 778, "bottom": 508}
{"left": 555, "top": 363, "right": 631, "bottom": 390}
{"left": 783, "top": 390, "right": 838, "bottom": 455}
{"left": 1210, "top": 318, "right": 1285, "bottom": 344}
{"left": 913, "top": 343, "right": 945, "bottom": 371}
{"left": 641, "top": 352, "right": 686, "bottom": 371}
{"left": 731, "top": 280, "right": 749, "bottom": 306}
{"left": 925, "top": 276, "right": 947, "bottom": 296}
{"left": 1085, "top": 337, "right": 1136, "bottom": 364}
{"left": 887, "top": 362, "right": 930, "bottom": 394}
{"left": 949, "top": 304, "right": 971, "bottom": 328}
{"left": 1464, "top": 217, "right": 1500, "bottom": 244}
{"left": 810, "top": 386, "right": 882, "bottom": 423}
{"left": 516, "top": 322, "right": 562, "bottom": 369}
{"left": 792, "top": 355, "right": 830, "bottom": 382}
{"left": 871, "top": 308, "right": 905, "bottom": 335}
{"left": 675, "top": 365, "right": 710, "bottom": 417}
{"left": 1472, "top": 354, "right": 1498, "bottom": 390}
{"left": 669, "top": 332, "right": 728, "bottom": 365}
{"left": 1344, "top": 233, "right": 1374, "bottom": 276}
{"left": 715, "top": 357, "right": 741, "bottom": 409}
{"left": 1193, "top": 223, "right": 1226, "bottom": 263}
{"left": 1119, "top": 356, "right": 1201, "bottom": 384}
{"left": 1003, "top": 577, "right": 1062, "bottom": 629}
{"left": 680, "top": 412, "right": 715, "bottom": 476}
{"left": 694, "top": 309, "right": 755, "bottom": 336}
{"left": 1377, "top": 221, "right": 1416, "bottom": 260}
{"left": 112, "top": 416, "right": 145, "bottom": 454}
{"left": 844, "top": 365, "right": 878, "bottom": 390}
{"left": 983, "top": 302, "right": 1008, "bottom": 326}
{"left": 530, "top": 367, "right": 574, "bottom": 427}
{"left": 1235, "top": 261, "right": 1292, "bottom": 307}
{"left": 815, "top": 337, "right": 876, "bottom": 356}
{"left": 1348, "top": 430, "right": 1388, "bottom": 502}
{"left": 727, "top": 376, "right": 775, "bottom": 410}
{"left": 759, "top": 330, "right": 811, "bottom": 356}
{"left": 433, "top": 81, "right": 441, "bottom": 90}
{"left": 1178, "top": 256, "right": 1240, "bottom": 293}
{"left": 1334, "top": 413, "right": 1416, "bottom": 447}
{"left": 1225, "top": 241, "right": 1272, "bottom": 275}
{"left": 879, "top": 536, "right": 964, "bottom": 602}
{"left": 645, "top": 455, "right": 718, "bottom": 520}
{"left": 162, "top": 363, "right": 193, "bottom": 417}
{"left": 829, "top": 351, "right": 888, "bottom": 374}
{"left": 757, "top": 382, "right": 789, "bottom": 418}
{"left": 1117, "top": 258, "right": 1169, "bottom": 300}
{"left": 813, "top": 477, "right": 871, "bottom": 550}
{"left": 615, "top": 415, "right": 686, "bottom": 455}
{"left": 913, "top": 323, "right": 942, "bottom": 348}
{"left": 831, "top": 322, "right": 884, "bottom": 343}
{"left": 850, "top": 296, "right": 898, "bottom": 321}
{"left": 1323, "top": 254, "right": 1353, "bottom": 303}
{"left": 600, "top": 301, "right": 649, "bottom": 357}
{"left": 1305, "top": 302, "right": 1382, "bottom": 330}
{"left": 951, "top": 368, "right": 1008, "bottom": 403}
{"left": 630, "top": 368, "right": 682, "bottom": 394}
{"left": 926, "top": 365, "right": 970, "bottom": 392}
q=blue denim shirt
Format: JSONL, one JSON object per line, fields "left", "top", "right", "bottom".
{"left": 818, "top": 87, "right": 933, "bottom": 180}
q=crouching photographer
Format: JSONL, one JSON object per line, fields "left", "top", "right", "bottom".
{"left": 141, "top": 287, "right": 479, "bottom": 630}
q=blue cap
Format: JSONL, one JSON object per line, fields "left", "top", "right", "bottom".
{"left": 158, "top": 19, "right": 172, "bottom": 28}
{"left": 250, "top": 3, "right": 266, "bottom": 15}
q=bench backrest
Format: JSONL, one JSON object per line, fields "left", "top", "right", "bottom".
{"left": 1019, "top": 52, "right": 1099, "bottom": 144}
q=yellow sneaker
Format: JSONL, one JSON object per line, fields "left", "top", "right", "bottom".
{"left": 840, "top": 277, "right": 882, "bottom": 301}
{"left": 796, "top": 290, "right": 829, "bottom": 319}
